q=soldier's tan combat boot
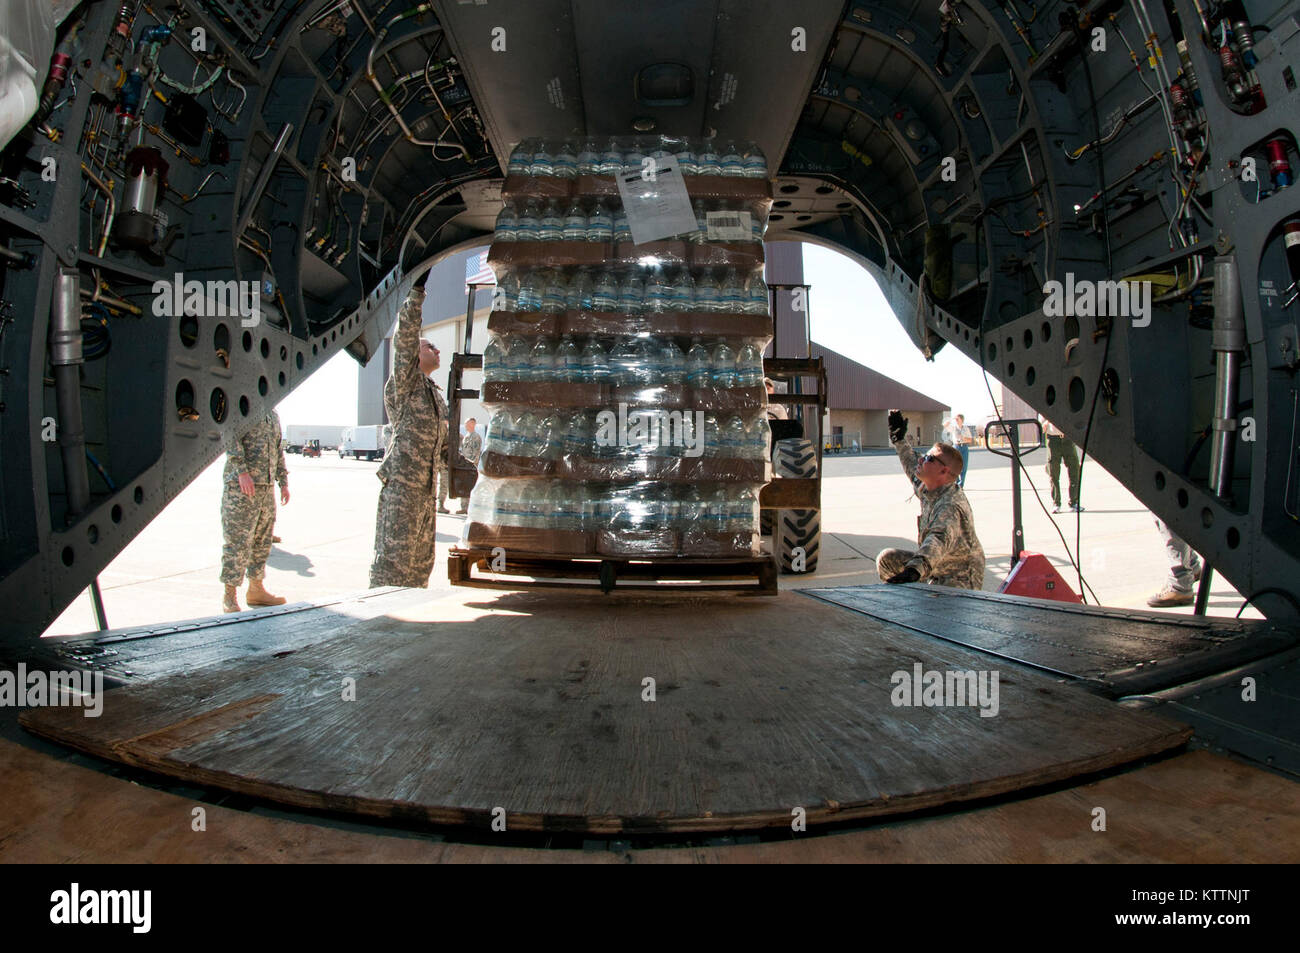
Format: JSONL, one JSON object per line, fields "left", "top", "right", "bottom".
{"left": 223, "top": 585, "right": 241, "bottom": 613}
{"left": 246, "top": 578, "right": 287, "bottom": 607}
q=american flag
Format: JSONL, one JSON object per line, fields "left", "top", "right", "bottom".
{"left": 464, "top": 250, "right": 495, "bottom": 293}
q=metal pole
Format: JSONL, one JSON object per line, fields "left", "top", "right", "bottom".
{"left": 51, "top": 269, "right": 92, "bottom": 523}
{"left": 89, "top": 579, "right": 108, "bottom": 630}
{"left": 1010, "top": 424, "right": 1024, "bottom": 568}
{"left": 235, "top": 122, "right": 293, "bottom": 241}
{"left": 1195, "top": 255, "right": 1244, "bottom": 614}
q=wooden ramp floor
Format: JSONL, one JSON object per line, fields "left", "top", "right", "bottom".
{"left": 804, "top": 585, "right": 1299, "bottom": 697}
{"left": 21, "top": 587, "right": 1192, "bottom": 835}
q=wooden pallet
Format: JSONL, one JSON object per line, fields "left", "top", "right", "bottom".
{"left": 448, "top": 547, "right": 778, "bottom": 594}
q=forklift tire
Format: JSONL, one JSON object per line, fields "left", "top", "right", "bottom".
{"left": 772, "top": 438, "right": 820, "bottom": 574}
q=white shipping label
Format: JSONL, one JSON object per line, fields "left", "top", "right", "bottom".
{"left": 706, "top": 210, "right": 753, "bottom": 241}
{"left": 615, "top": 154, "right": 697, "bottom": 245}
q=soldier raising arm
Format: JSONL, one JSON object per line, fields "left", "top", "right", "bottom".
{"left": 368, "top": 269, "right": 449, "bottom": 588}
{"left": 875, "top": 409, "right": 986, "bottom": 590}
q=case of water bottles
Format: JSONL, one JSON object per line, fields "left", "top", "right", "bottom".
{"left": 462, "top": 135, "right": 775, "bottom": 560}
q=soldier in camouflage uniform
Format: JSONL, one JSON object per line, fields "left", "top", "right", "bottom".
{"left": 369, "top": 272, "right": 449, "bottom": 588}
{"left": 221, "top": 409, "right": 290, "bottom": 612}
{"left": 439, "top": 417, "right": 482, "bottom": 515}
{"left": 876, "top": 409, "right": 985, "bottom": 590}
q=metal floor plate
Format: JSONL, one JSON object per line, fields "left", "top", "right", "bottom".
{"left": 801, "top": 585, "right": 1300, "bottom": 697}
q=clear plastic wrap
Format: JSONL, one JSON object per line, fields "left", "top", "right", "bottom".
{"left": 462, "top": 137, "right": 774, "bottom": 559}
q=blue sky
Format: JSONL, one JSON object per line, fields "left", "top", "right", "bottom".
{"left": 277, "top": 244, "right": 999, "bottom": 427}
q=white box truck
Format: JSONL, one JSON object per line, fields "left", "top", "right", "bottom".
{"left": 339, "top": 425, "right": 387, "bottom": 461}
{"left": 285, "top": 424, "right": 346, "bottom": 453}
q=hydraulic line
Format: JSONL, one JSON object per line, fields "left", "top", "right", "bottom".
{"left": 1062, "top": 92, "right": 1158, "bottom": 160}
{"left": 366, "top": 5, "right": 470, "bottom": 160}
{"left": 80, "top": 163, "right": 116, "bottom": 257}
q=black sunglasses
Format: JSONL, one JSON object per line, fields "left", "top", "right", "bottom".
{"left": 921, "top": 453, "right": 946, "bottom": 467}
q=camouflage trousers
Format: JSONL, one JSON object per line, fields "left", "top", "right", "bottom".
{"left": 220, "top": 482, "right": 276, "bottom": 585}
{"left": 876, "top": 548, "right": 984, "bottom": 590}
{"left": 369, "top": 477, "right": 437, "bottom": 588}
{"left": 437, "top": 464, "right": 451, "bottom": 509}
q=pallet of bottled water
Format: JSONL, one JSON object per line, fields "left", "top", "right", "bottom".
{"left": 462, "top": 135, "right": 774, "bottom": 560}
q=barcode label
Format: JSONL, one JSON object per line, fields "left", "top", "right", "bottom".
{"left": 706, "top": 210, "right": 752, "bottom": 241}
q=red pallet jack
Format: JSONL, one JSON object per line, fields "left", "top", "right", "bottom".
{"left": 984, "top": 418, "right": 1082, "bottom": 605}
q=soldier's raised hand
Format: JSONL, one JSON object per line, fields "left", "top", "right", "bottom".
{"left": 887, "top": 409, "right": 908, "bottom": 443}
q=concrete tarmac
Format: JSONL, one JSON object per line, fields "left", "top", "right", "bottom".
{"left": 43, "top": 446, "right": 1260, "bottom": 637}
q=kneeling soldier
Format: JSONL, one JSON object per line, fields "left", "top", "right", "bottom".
{"left": 876, "top": 409, "right": 985, "bottom": 590}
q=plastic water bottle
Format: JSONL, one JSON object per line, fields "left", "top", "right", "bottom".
{"left": 747, "top": 415, "right": 771, "bottom": 461}
{"left": 516, "top": 200, "right": 540, "bottom": 242}
{"left": 485, "top": 410, "right": 509, "bottom": 454}
{"left": 495, "top": 201, "right": 519, "bottom": 242}
{"left": 592, "top": 269, "right": 618, "bottom": 311}
{"left": 695, "top": 270, "right": 720, "bottom": 312}
{"left": 691, "top": 199, "right": 709, "bottom": 244}
{"left": 580, "top": 336, "right": 607, "bottom": 381}
{"left": 719, "top": 269, "right": 743, "bottom": 312}
{"left": 588, "top": 200, "right": 613, "bottom": 242}
{"left": 711, "top": 338, "right": 736, "bottom": 387}
{"left": 751, "top": 209, "right": 765, "bottom": 242}
{"left": 679, "top": 486, "right": 703, "bottom": 530}
{"left": 566, "top": 267, "right": 593, "bottom": 311}
{"left": 530, "top": 140, "right": 555, "bottom": 177}
{"left": 705, "top": 486, "right": 729, "bottom": 531}
{"left": 697, "top": 139, "right": 720, "bottom": 176}
{"left": 483, "top": 337, "right": 505, "bottom": 380}
{"left": 538, "top": 201, "right": 563, "bottom": 241}
{"left": 492, "top": 411, "right": 517, "bottom": 456}
{"left": 494, "top": 480, "right": 520, "bottom": 524}
{"left": 742, "top": 140, "right": 767, "bottom": 178}
{"left": 577, "top": 138, "right": 601, "bottom": 175}
{"left": 507, "top": 140, "right": 533, "bottom": 176}
{"left": 553, "top": 481, "right": 579, "bottom": 531}
{"left": 516, "top": 411, "right": 541, "bottom": 458}
{"left": 540, "top": 270, "right": 567, "bottom": 313}
{"left": 609, "top": 338, "right": 639, "bottom": 385}
{"left": 745, "top": 276, "right": 769, "bottom": 315}
{"left": 492, "top": 272, "right": 519, "bottom": 312}
{"left": 572, "top": 482, "right": 592, "bottom": 532}
{"left": 736, "top": 341, "right": 763, "bottom": 387}
{"left": 613, "top": 207, "right": 632, "bottom": 243}
{"left": 556, "top": 335, "right": 581, "bottom": 382}
{"left": 538, "top": 411, "right": 564, "bottom": 459}
{"left": 644, "top": 270, "right": 669, "bottom": 313}
{"left": 553, "top": 139, "right": 577, "bottom": 178}
{"left": 563, "top": 200, "right": 587, "bottom": 241}
{"left": 722, "top": 415, "right": 746, "bottom": 458}
{"left": 660, "top": 337, "right": 685, "bottom": 383}
{"left": 617, "top": 272, "right": 644, "bottom": 314}
{"left": 728, "top": 487, "right": 754, "bottom": 534}
{"left": 515, "top": 271, "right": 540, "bottom": 312}
{"left": 600, "top": 137, "right": 623, "bottom": 175}
{"left": 686, "top": 338, "right": 710, "bottom": 388}
{"left": 721, "top": 140, "right": 744, "bottom": 177}
{"left": 702, "top": 414, "right": 722, "bottom": 458}
{"left": 669, "top": 270, "right": 695, "bottom": 311}
{"left": 676, "top": 141, "right": 698, "bottom": 176}
{"left": 505, "top": 336, "right": 532, "bottom": 380}
{"left": 563, "top": 410, "right": 591, "bottom": 457}
{"left": 630, "top": 337, "right": 655, "bottom": 387}
{"left": 529, "top": 337, "right": 556, "bottom": 381}
{"left": 623, "top": 142, "right": 646, "bottom": 175}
